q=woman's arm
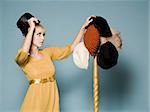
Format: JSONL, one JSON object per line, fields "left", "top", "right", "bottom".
{"left": 71, "top": 16, "right": 95, "bottom": 51}
{"left": 21, "top": 17, "right": 39, "bottom": 53}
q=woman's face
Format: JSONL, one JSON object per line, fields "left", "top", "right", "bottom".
{"left": 32, "top": 26, "right": 46, "bottom": 48}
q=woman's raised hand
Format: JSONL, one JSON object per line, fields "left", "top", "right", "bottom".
{"left": 71, "top": 15, "right": 96, "bottom": 50}
{"left": 21, "top": 17, "right": 39, "bottom": 52}
{"left": 81, "top": 15, "right": 96, "bottom": 31}
{"left": 28, "top": 17, "right": 39, "bottom": 30}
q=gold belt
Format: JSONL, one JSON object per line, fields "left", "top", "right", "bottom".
{"left": 29, "top": 75, "right": 55, "bottom": 85}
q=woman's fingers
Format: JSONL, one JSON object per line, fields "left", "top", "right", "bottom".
{"left": 28, "top": 17, "right": 39, "bottom": 24}
{"left": 81, "top": 16, "right": 95, "bottom": 30}
{"left": 85, "top": 15, "right": 96, "bottom": 25}
{"left": 86, "top": 17, "right": 94, "bottom": 26}
{"left": 86, "top": 15, "right": 96, "bottom": 21}
{"left": 33, "top": 17, "right": 39, "bottom": 23}
{"left": 28, "top": 17, "right": 39, "bottom": 28}
{"left": 88, "top": 19, "right": 93, "bottom": 24}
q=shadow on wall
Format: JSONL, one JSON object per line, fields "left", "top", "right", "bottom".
{"left": 101, "top": 59, "right": 133, "bottom": 110}
{"left": 55, "top": 58, "right": 133, "bottom": 111}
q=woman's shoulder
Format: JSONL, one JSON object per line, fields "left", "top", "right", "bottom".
{"left": 40, "top": 47, "right": 53, "bottom": 56}
{"left": 41, "top": 47, "right": 51, "bottom": 52}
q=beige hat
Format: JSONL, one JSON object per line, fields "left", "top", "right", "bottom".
{"left": 73, "top": 42, "right": 90, "bottom": 69}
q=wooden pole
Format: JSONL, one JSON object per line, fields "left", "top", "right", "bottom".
{"left": 93, "top": 56, "right": 99, "bottom": 112}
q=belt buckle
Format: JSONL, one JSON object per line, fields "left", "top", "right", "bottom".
{"left": 34, "top": 79, "right": 40, "bottom": 84}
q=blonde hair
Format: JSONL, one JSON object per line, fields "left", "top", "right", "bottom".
{"left": 36, "top": 23, "right": 45, "bottom": 29}
{"left": 35, "top": 24, "right": 46, "bottom": 33}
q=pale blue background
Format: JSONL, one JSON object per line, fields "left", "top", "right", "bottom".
{"left": 0, "top": 0, "right": 149, "bottom": 112}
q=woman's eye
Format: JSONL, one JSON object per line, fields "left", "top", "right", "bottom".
{"left": 37, "top": 33, "right": 41, "bottom": 36}
{"left": 43, "top": 33, "right": 45, "bottom": 36}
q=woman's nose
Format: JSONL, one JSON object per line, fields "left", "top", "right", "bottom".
{"left": 41, "top": 35, "right": 44, "bottom": 40}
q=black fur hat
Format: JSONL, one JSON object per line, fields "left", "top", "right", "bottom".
{"left": 97, "top": 41, "right": 118, "bottom": 69}
{"left": 93, "top": 16, "right": 112, "bottom": 37}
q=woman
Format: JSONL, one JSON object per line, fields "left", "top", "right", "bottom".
{"left": 15, "top": 13, "right": 95, "bottom": 112}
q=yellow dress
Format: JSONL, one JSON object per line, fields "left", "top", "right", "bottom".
{"left": 15, "top": 45, "right": 72, "bottom": 112}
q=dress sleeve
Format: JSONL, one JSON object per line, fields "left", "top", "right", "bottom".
{"left": 15, "top": 48, "right": 29, "bottom": 67}
{"left": 44, "top": 44, "right": 72, "bottom": 60}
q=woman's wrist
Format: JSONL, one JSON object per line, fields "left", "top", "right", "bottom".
{"left": 28, "top": 27, "right": 35, "bottom": 32}
{"left": 80, "top": 26, "right": 86, "bottom": 32}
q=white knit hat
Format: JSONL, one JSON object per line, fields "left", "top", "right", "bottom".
{"left": 73, "top": 42, "right": 90, "bottom": 69}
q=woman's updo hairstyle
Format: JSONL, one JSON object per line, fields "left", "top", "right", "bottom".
{"left": 16, "top": 12, "right": 40, "bottom": 36}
